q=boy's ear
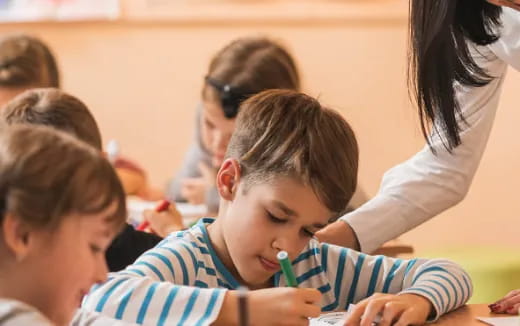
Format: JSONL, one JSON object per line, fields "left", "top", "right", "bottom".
{"left": 1, "top": 213, "right": 32, "bottom": 262}
{"left": 216, "top": 158, "right": 241, "bottom": 201}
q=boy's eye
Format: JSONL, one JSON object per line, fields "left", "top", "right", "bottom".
{"left": 267, "top": 211, "right": 286, "bottom": 223}
{"left": 302, "top": 229, "right": 315, "bottom": 238}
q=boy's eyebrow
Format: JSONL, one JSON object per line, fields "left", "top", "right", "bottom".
{"left": 273, "top": 200, "right": 298, "bottom": 217}
{"left": 272, "top": 201, "right": 329, "bottom": 228}
{"left": 311, "top": 223, "right": 328, "bottom": 229}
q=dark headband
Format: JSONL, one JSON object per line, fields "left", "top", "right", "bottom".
{"left": 204, "top": 76, "right": 251, "bottom": 119}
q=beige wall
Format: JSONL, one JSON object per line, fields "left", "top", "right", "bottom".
{"left": 1, "top": 13, "right": 518, "bottom": 252}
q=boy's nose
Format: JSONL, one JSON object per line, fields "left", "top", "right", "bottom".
{"left": 272, "top": 236, "right": 297, "bottom": 257}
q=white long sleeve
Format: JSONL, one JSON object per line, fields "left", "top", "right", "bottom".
{"left": 342, "top": 8, "right": 520, "bottom": 253}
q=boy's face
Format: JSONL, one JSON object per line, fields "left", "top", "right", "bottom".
{"left": 17, "top": 205, "right": 118, "bottom": 325}
{"left": 218, "top": 171, "right": 333, "bottom": 288}
{"left": 201, "top": 97, "right": 236, "bottom": 168}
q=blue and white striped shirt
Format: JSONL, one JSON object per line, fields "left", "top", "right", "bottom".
{"left": 82, "top": 218, "right": 472, "bottom": 326}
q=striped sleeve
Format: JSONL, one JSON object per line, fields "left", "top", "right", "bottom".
{"left": 82, "top": 240, "right": 226, "bottom": 326}
{"left": 321, "top": 243, "right": 472, "bottom": 321}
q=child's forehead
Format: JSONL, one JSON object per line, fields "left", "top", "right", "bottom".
{"left": 245, "top": 176, "right": 333, "bottom": 219}
{"left": 77, "top": 213, "right": 118, "bottom": 239}
{"left": 75, "top": 202, "right": 123, "bottom": 234}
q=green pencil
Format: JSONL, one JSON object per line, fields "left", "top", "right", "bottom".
{"left": 277, "top": 251, "right": 298, "bottom": 287}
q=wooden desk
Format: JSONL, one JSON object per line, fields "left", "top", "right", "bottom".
{"left": 432, "top": 304, "right": 513, "bottom": 325}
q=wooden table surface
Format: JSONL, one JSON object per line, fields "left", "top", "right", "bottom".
{"left": 432, "top": 304, "right": 513, "bottom": 325}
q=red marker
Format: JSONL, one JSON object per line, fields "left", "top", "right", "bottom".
{"left": 136, "top": 199, "right": 170, "bottom": 231}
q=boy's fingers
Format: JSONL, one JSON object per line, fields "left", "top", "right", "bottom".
{"left": 360, "top": 299, "right": 386, "bottom": 326}
{"left": 394, "top": 308, "right": 418, "bottom": 326}
{"left": 379, "top": 302, "right": 404, "bottom": 326}
{"left": 302, "top": 303, "right": 321, "bottom": 318}
{"left": 345, "top": 300, "right": 368, "bottom": 326}
{"left": 300, "top": 288, "right": 322, "bottom": 303}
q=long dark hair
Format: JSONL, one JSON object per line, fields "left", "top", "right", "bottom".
{"left": 409, "top": 0, "right": 502, "bottom": 151}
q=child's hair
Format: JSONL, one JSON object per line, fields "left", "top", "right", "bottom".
{"left": 0, "top": 124, "right": 125, "bottom": 232}
{"left": 0, "top": 34, "right": 59, "bottom": 88}
{"left": 226, "top": 89, "right": 358, "bottom": 216}
{"left": 1, "top": 88, "right": 101, "bottom": 150}
{"left": 203, "top": 37, "right": 300, "bottom": 119}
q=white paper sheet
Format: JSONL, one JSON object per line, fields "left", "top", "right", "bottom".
{"left": 310, "top": 312, "right": 349, "bottom": 326}
{"left": 477, "top": 316, "right": 520, "bottom": 326}
{"left": 310, "top": 305, "right": 381, "bottom": 326}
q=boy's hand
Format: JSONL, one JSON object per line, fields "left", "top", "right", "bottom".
{"left": 215, "top": 287, "right": 322, "bottom": 326}
{"left": 250, "top": 288, "right": 322, "bottom": 325}
{"left": 344, "top": 293, "right": 432, "bottom": 326}
{"left": 490, "top": 289, "right": 520, "bottom": 314}
{"left": 143, "top": 204, "right": 184, "bottom": 237}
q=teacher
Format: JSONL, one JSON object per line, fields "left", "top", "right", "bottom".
{"left": 317, "top": 0, "right": 520, "bottom": 253}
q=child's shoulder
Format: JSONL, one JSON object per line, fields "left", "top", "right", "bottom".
{"left": 157, "top": 218, "right": 214, "bottom": 255}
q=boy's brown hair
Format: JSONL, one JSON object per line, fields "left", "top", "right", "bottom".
{"left": 1, "top": 88, "right": 102, "bottom": 150}
{"left": 0, "top": 124, "right": 126, "bottom": 231}
{"left": 226, "top": 89, "right": 358, "bottom": 216}
{"left": 204, "top": 37, "right": 300, "bottom": 119}
{"left": 0, "top": 34, "right": 59, "bottom": 88}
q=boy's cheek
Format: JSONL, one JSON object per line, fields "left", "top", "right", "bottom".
{"left": 285, "top": 239, "right": 311, "bottom": 261}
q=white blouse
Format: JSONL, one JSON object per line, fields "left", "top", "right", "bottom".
{"left": 342, "top": 7, "right": 520, "bottom": 253}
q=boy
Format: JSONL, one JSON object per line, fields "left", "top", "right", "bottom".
{"left": 83, "top": 90, "right": 472, "bottom": 326}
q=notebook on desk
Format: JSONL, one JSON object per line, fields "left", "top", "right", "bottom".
{"left": 477, "top": 316, "right": 520, "bottom": 326}
{"left": 310, "top": 311, "right": 349, "bottom": 325}
{"left": 310, "top": 305, "right": 381, "bottom": 326}
{"left": 126, "top": 197, "right": 207, "bottom": 227}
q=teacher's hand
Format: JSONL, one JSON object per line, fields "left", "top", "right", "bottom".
{"left": 315, "top": 220, "right": 360, "bottom": 251}
{"left": 489, "top": 289, "right": 520, "bottom": 314}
